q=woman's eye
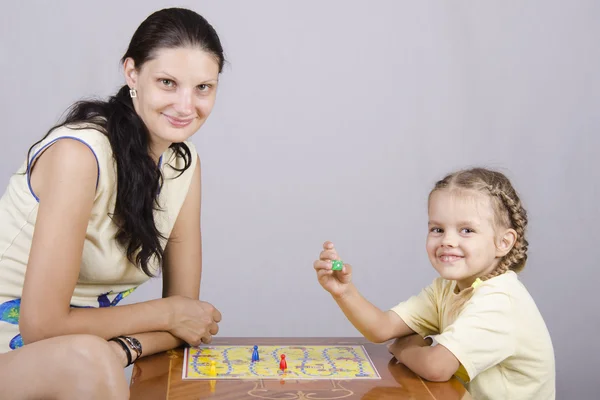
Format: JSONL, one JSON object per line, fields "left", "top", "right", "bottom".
{"left": 160, "top": 79, "right": 174, "bottom": 87}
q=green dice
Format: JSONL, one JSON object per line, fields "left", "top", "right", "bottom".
{"left": 332, "top": 260, "right": 344, "bottom": 271}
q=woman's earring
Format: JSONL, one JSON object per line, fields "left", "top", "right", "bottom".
{"left": 129, "top": 88, "right": 137, "bottom": 98}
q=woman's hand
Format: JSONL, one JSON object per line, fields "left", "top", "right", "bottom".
{"left": 166, "top": 296, "right": 221, "bottom": 346}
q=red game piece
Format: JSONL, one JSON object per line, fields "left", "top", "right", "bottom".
{"left": 279, "top": 354, "right": 287, "bottom": 372}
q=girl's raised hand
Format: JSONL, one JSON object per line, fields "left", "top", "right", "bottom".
{"left": 313, "top": 241, "right": 353, "bottom": 298}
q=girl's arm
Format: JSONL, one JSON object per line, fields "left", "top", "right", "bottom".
{"left": 315, "top": 243, "right": 415, "bottom": 343}
{"left": 388, "top": 334, "right": 460, "bottom": 381}
{"left": 333, "top": 283, "right": 414, "bottom": 343}
{"left": 20, "top": 140, "right": 217, "bottom": 347}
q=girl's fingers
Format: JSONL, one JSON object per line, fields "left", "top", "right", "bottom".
{"left": 313, "top": 260, "right": 331, "bottom": 271}
{"left": 317, "top": 269, "right": 333, "bottom": 279}
{"left": 322, "top": 241, "right": 335, "bottom": 250}
{"left": 336, "top": 263, "right": 352, "bottom": 276}
{"left": 319, "top": 250, "right": 338, "bottom": 261}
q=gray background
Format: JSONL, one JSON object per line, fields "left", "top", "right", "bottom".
{"left": 1, "top": 1, "right": 597, "bottom": 398}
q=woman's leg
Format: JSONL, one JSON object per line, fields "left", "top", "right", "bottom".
{"left": 0, "top": 334, "right": 129, "bottom": 400}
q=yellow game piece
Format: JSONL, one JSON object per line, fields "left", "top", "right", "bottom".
{"left": 209, "top": 360, "right": 217, "bottom": 376}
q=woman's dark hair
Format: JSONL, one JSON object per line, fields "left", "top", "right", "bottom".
{"left": 27, "top": 8, "right": 225, "bottom": 276}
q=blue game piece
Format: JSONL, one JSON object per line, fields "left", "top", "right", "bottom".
{"left": 252, "top": 345, "right": 259, "bottom": 362}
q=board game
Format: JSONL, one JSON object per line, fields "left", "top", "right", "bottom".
{"left": 182, "top": 345, "right": 381, "bottom": 380}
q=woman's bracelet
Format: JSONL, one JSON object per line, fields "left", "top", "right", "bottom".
{"left": 119, "top": 336, "right": 143, "bottom": 361}
{"left": 109, "top": 337, "right": 132, "bottom": 367}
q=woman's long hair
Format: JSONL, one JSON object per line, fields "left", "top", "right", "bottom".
{"left": 27, "top": 8, "right": 225, "bottom": 276}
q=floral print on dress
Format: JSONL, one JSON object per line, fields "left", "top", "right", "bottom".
{"left": 0, "top": 287, "right": 137, "bottom": 350}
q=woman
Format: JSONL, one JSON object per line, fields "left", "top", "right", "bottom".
{"left": 0, "top": 8, "right": 224, "bottom": 399}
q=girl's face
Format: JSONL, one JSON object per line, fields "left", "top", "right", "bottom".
{"left": 426, "top": 189, "right": 512, "bottom": 291}
{"left": 124, "top": 47, "right": 220, "bottom": 160}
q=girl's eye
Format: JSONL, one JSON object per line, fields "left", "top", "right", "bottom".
{"left": 461, "top": 228, "right": 475, "bottom": 234}
{"left": 160, "top": 79, "right": 174, "bottom": 87}
{"left": 430, "top": 227, "right": 443, "bottom": 233}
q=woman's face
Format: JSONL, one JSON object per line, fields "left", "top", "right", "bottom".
{"left": 124, "top": 46, "right": 220, "bottom": 159}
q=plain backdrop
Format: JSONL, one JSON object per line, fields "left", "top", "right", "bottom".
{"left": 1, "top": 1, "right": 598, "bottom": 398}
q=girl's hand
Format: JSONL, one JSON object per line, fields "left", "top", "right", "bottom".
{"left": 166, "top": 296, "right": 221, "bottom": 347}
{"left": 387, "top": 334, "right": 432, "bottom": 362}
{"left": 313, "top": 241, "right": 353, "bottom": 298}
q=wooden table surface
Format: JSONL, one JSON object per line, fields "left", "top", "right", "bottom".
{"left": 129, "top": 337, "right": 472, "bottom": 400}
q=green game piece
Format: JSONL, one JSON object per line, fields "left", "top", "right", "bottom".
{"left": 331, "top": 260, "right": 344, "bottom": 271}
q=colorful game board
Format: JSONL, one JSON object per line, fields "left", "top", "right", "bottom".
{"left": 183, "top": 345, "right": 381, "bottom": 380}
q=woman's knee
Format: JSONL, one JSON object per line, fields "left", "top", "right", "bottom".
{"left": 64, "top": 334, "right": 116, "bottom": 362}
{"left": 0, "top": 334, "right": 129, "bottom": 400}
{"left": 58, "top": 335, "right": 129, "bottom": 399}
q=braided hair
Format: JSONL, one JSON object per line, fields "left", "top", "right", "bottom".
{"left": 430, "top": 168, "right": 529, "bottom": 315}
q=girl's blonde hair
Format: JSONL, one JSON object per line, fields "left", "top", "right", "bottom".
{"left": 430, "top": 168, "right": 529, "bottom": 315}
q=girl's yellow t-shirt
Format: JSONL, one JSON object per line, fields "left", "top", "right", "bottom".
{"left": 392, "top": 271, "right": 556, "bottom": 400}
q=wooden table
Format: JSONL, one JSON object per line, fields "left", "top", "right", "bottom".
{"left": 129, "top": 337, "right": 472, "bottom": 400}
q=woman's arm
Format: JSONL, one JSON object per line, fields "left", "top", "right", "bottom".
{"left": 20, "top": 141, "right": 217, "bottom": 347}
{"left": 123, "top": 156, "right": 220, "bottom": 359}
{"left": 161, "top": 155, "right": 203, "bottom": 300}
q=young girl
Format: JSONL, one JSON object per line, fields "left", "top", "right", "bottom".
{"left": 0, "top": 8, "right": 224, "bottom": 399}
{"left": 314, "top": 168, "right": 555, "bottom": 400}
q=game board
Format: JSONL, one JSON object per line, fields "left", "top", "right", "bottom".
{"left": 182, "top": 345, "right": 381, "bottom": 380}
